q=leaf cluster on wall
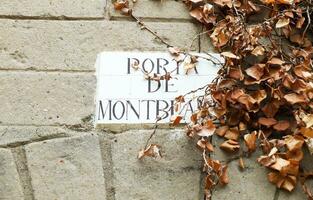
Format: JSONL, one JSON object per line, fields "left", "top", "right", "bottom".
{"left": 113, "top": 0, "right": 313, "bottom": 199}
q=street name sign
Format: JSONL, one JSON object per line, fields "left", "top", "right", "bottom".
{"left": 94, "top": 51, "right": 222, "bottom": 127}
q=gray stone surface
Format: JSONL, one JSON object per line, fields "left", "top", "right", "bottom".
{"left": 0, "top": 0, "right": 106, "bottom": 18}
{"left": 111, "top": 129, "right": 202, "bottom": 200}
{"left": 0, "top": 71, "right": 95, "bottom": 125}
{"left": 0, "top": 148, "right": 24, "bottom": 200}
{"left": 0, "top": 20, "right": 200, "bottom": 71}
{"left": 109, "top": 0, "right": 191, "bottom": 20}
{"left": 200, "top": 30, "right": 215, "bottom": 53}
{"left": 25, "top": 134, "right": 106, "bottom": 200}
{"left": 0, "top": 126, "right": 73, "bottom": 147}
{"left": 211, "top": 137, "right": 277, "bottom": 200}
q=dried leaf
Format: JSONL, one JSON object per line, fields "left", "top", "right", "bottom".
{"left": 197, "top": 138, "right": 214, "bottom": 152}
{"left": 224, "top": 127, "right": 240, "bottom": 140}
{"left": 258, "top": 155, "right": 276, "bottom": 167}
{"left": 251, "top": 46, "right": 265, "bottom": 56}
{"left": 198, "top": 127, "right": 215, "bottom": 137}
{"left": 120, "top": 8, "right": 132, "bottom": 15}
{"left": 270, "top": 157, "right": 290, "bottom": 171}
{"left": 300, "top": 128, "right": 313, "bottom": 138}
{"left": 245, "top": 64, "right": 265, "bottom": 80}
{"left": 244, "top": 131, "right": 257, "bottom": 152}
{"left": 258, "top": 117, "right": 278, "bottom": 127}
{"left": 221, "top": 52, "right": 240, "bottom": 59}
{"left": 220, "top": 140, "right": 240, "bottom": 152}
{"left": 303, "top": 114, "right": 313, "bottom": 128}
{"left": 273, "top": 120, "right": 290, "bottom": 131}
{"left": 284, "top": 93, "right": 307, "bottom": 104}
{"left": 216, "top": 126, "right": 229, "bottom": 137}
{"left": 285, "top": 135, "right": 304, "bottom": 151}
{"left": 296, "top": 17, "right": 305, "bottom": 29}
{"left": 282, "top": 176, "right": 296, "bottom": 192}
{"left": 239, "top": 157, "right": 245, "bottom": 169}
{"left": 138, "top": 144, "right": 162, "bottom": 159}
{"left": 286, "top": 149, "right": 303, "bottom": 161}
{"left": 131, "top": 60, "right": 140, "bottom": 70}
{"left": 268, "top": 57, "right": 284, "bottom": 66}
{"left": 276, "top": 17, "right": 290, "bottom": 28}
{"left": 171, "top": 115, "right": 183, "bottom": 126}
{"left": 219, "top": 165, "right": 229, "bottom": 184}
{"left": 305, "top": 138, "right": 313, "bottom": 155}
{"left": 114, "top": 0, "right": 129, "bottom": 10}
{"left": 168, "top": 47, "right": 181, "bottom": 56}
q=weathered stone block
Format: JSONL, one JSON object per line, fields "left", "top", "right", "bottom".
{"left": 25, "top": 134, "right": 106, "bottom": 200}
{"left": 200, "top": 31, "right": 215, "bottom": 53}
{"left": 108, "top": 0, "right": 191, "bottom": 20}
{"left": 111, "top": 129, "right": 202, "bottom": 200}
{"left": 0, "top": 72, "right": 95, "bottom": 125}
{"left": 0, "top": 148, "right": 24, "bottom": 200}
{"left": 0, "top": 20, "right": 200, "bottom": 71}
{"left": 0, "top": 126, "right": 76, "bottom": 147}
{"left": 0, "top": 0, "right": 106, "bottom": 18}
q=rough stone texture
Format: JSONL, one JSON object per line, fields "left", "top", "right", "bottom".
{"left": 25, "top": 134, "right": 106, "bottom": 200}
{"left": 109, "top": 0, "right": 191, "bottom": 20}
{"left": 0, "top": 148, "right": 24, "bottom": 200}
{"left": 0, "top": 72, "right": 95, "bottom": 125}
{"left": 211, "top": 137, "right": 277, "bottom": 200}
{"left": 0, "top": 20, "right": 200, "bottom": 71}
{"left": 0, "top": 126, "right": 74, "bottom": 147}
{"left": 0, "top": 0, "right": 106, "bottom": 18}
{"left": 112, "top": 129, "right": 202, "bottom": 200}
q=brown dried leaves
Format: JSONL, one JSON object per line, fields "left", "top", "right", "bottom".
{"left": 183, "top": 0, "right": 313, "bottom": 196}
{"left": 115, "top": 0, "right": 313, "bottom": 198}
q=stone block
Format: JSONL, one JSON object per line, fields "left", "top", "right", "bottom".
{"left": 0, "top": 126, "right": 72, "bottom": 147}
{"left": 0, "top": 72, "right": 95, "bottom": 125}
{"left": 25, "top": 134, "right": 107, "bottom": 200}
{"left": 108, "top": 0, "right": 191, "bottom": 20}
{"left": 0, "top": 0, "right": 106, "bottom": 18}
{"left": 0, "top": 148, "right": 24, "bottom": 200}
{"left": 111, "top": 129, "right": 202, "bottom": 200}
{"left": 0, "top": 20, "right": 200, "bottom": 71}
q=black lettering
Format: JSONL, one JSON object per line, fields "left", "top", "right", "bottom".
{"left": 142, "top": 58, "right": 154, "bottom": 74}
{"left": 127, "top": 58, "right": 140, "bottom": 74}
{"left": 170, "top": 100, "right": 175, "bottom": 116}
{"left": 175, "top": 62, "right": 179, "bottom": 75}
{"left": 156, "top": 100, "right": 169, "bottom": 119}
{"left": 165, "top": 79, "right": 177, "bottom": 93}
{"left": 148, "top": 77, "right": 161, "bottom": 93}
{"left": 156, "top": 58, "right": 169, "bottom": 74}
{"left": 141, "top": 100, "right": 156, "bottom": 120}
{"left": 182, "top": 100, "right": 194, "bottom": 119}
{"left": 113, "top": 101, "right": 125, "bottom": 120}
{"left": 98, "top": 100, "right": 112, "bottom": 120}
{"left": 126, "top": 100, "right": 140, "bottom": 120}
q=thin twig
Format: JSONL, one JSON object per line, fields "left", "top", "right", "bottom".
{"left": 130, "top": 14, "right": 172, "bottom": 47}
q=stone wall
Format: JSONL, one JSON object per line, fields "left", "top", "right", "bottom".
{"left": 0, "top": 1, "right": 311, "bottom": 200}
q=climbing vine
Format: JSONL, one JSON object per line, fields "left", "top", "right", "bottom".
{"left": 113, "top": 0, "right": 313, "bottom": 199}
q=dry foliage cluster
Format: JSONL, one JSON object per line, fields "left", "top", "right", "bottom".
{"left": 113, "top": 0, "right": 313, "bottom": 199}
